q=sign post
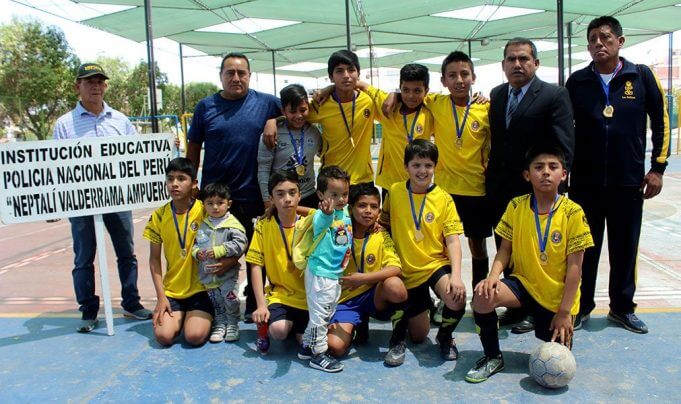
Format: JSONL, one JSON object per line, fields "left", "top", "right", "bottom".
{"left": 0, "top": 133, "right": 176, "bottom": 336}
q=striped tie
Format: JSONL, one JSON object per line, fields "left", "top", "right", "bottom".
{"left": 506, "top": 87, "right": 522, "bottom": 128}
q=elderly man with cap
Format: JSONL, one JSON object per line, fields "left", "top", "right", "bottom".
{"left": 54, "top": 63, "right": 152, "bottom": 333}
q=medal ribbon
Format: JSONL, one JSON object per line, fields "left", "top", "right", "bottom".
{"left": 334, "top": 90, "right": 356, "bottom": 141}
{"left": 401, "top": 106, "right": 421, "bottom": 143}
{"left": 171, "top": 200, "right": 194, "bottom": 253}
{"left": 351, "top": 232, "right": 371, "bottom": 273}
{"left": 452, "top": 99, "right": 472, "bottom": 144}
{"left": 277, "top": 215, "right": 298, "bottom": 262}
{"left": 287, "top": 123, "right": 305, "bottom": 166}
{"left": 532, "top": 194, "right": 560, "bottom": 259}
{"left": 408, "top": 183, "right": 427, "bottom": 232}
{"left": 595, "top": 61, "right": 623, "bottom": 110}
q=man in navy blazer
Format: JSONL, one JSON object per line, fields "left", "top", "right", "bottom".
{"left": 486, "top": 38, "right": 575, "bottom": 332}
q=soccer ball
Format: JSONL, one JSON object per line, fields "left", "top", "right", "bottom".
{"left": 529, "top": 342, "right": 576, "bottom": 388}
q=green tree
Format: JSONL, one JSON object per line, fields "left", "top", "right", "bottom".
{"left": 0, "top": 19, "right": 80, "bottom": 140}
{"left": 161, "top": 83, "right": 181, "bottom": 116}
{"left": 94, "top": 56, "right": 131, "bottom": 115}
{"left": 185, "top": 82, "right": 219, "bottom": 113}
{"left": 126, "top": 60, "right": 168, "bottom": 117}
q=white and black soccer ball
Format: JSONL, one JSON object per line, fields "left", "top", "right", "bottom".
{"left": 528, "top": 342, "right": 576, "bottom": 388}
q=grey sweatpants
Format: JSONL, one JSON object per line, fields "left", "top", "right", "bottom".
{"left": 302, "top": 267, "right": 341, "bottom": 355}
{"left": 206, "top": 274, "right": 240, "bottom": 326}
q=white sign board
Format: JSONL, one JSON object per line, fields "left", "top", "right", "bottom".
{"left": 0, "top": 133, "right": 175, "bottom": 224}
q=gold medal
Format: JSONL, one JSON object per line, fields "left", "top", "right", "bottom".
{"left": 181, "top": 249, "right": 187, "bottom": 258}
{"left": 540, "top": 252, "right": 548, "bottom": 264}
{"left": 296, "top": 165, "right": 305, "bottom": 176}
{"left": 603, "top": 105, "right": 614, "bottom": 118}
{"left": 414, "top": 229, "right": 424, "bottom": 243}
{"left": 456, "top": 137, "right": 463, "bottom": 149}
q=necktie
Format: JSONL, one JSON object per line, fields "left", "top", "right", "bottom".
{"left": 506, "top": 87, "right": 522, "bottom": 128}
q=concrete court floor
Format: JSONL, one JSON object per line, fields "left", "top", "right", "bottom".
{"left": 1, "top": 155, "right": 680, "bottom": 402}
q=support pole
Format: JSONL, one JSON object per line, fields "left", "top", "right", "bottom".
{"left": 94, "top": 215, "right": 114, "bottom": 336}
{"left": 179, "top": 43, "right": 186, "bottom": 115}
{"left": 345, "top": 0, "right": 352, "bottom": 50}
{"left": 271, "top": 50, "right": 277, "bottom": 94}
{"left": 468, "top": 40, "right": 472, "bottom": 58}
{"left": 144, "top": 0, "right": 159, "bottom": 132}
{"left": 556, "top": 0, "right": 565, "bottom": 86}
{"left": 567, "top": 22, "right": 573, "bottom": 76}
{"left": 668, "top": 32, "right": 674, "bottom": 135}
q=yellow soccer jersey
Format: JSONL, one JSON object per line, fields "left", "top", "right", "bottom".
{"left": 308, "top": 91, "right": 376, "bottom": 184}
{"left": 381, "top": 181, "right": 464, "bottom": 289}
{"left": 340, "top": 229, "right": 402, "bottom": 303}
{"left": 246, "top": 216, "right": 307, "bottom": 310}
{"left": 427, "top": 94, "right": 490, "bottom": 196}
{"left": 365, "top": 85, "right": 434, "bottom": 190}
{"left": 495, "top": 194, "right": 594, "bottom": 315}
{"left": 143, "top": 200, "right": 206, "bottom": 299}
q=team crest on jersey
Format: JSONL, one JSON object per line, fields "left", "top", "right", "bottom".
{"left": 190, "top": 221, "right": 199, "bottom": 231}
{"left": 416, "top": 124, "right": 423, "bottom": 134}
{"left": 471, "top": 121, "right": 480, "bottom": 132}
{"left": 551, "top": 230, "right": 562, "bottom": 244}
{"left": 425, "top": 212, "right": 435, "bottom": 223}
{"left": 366, "top": 254, "right": 376, "bottom": 265}
{"left": 363, "top": 108, "right": 371, "bottom": 118}
{"left": 623, "top": 81, "right": 635, "bottom": 99}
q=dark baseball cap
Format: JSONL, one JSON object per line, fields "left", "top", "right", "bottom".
{"left": 76, "top": 63, "right": 109, "bottom": 80}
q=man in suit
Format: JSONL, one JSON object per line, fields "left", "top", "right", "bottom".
{"left": 487, "top": 38, "right": 575, "bottom": 333}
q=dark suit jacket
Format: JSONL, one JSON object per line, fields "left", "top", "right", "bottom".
{"left": 486, "top": 77, "right": 574, "bottom": 223}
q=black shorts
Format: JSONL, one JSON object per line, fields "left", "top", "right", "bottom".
{"left": 299, "top": 192, "right": 320, "bottom": 209}
{"left": 167, "top": 291, "right": 214, "bottom": 316}
{"left": 502, "top": 276, "right": 573, "bottom": 343}
{"left": 268, "top": 303, "right": 309, "bottom": 334}
{"left": 406, "top": 266, "right": 451, "bottom": 315}
{"left": 450, "top": 194, "right": 493, "bottom": 239}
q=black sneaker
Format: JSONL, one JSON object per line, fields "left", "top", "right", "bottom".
{"left": 297, "top": 344, "right": 313, "bottom": 360}
{"left": 384, "top": 341, "right": 407, "bottom": 367}
{"left": 607, "top": 311, "right": 648, "bottom": 334}
{"left": 76, "top": 318, "right": 99, "bottom": 333}
{"left": 511, "top": 316, "right": 535, "bottom": 334}
{"left": 465, "top": 355, "right": 505, "bottom": 383}
{"left": 574, "top": 313, "right": 590, "bottom": 331}
{"left": 309, "top": 353, "right": 344, "bottom": 373}
{"left": 437, "top": 334, "right": 459, "bottom": 361}
{"left": 353, "top": 320, "right": 369, "bottom": 345}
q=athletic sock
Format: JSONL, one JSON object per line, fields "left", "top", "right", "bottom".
{"left": 471, "top": 257, "right": 489, "bottom": 290}
{"left": 437, "top": 307, "right": 465, "bottom": 339}
{"left": 474, "top": 310, "right": 501, "bottom": 357}
{"left": 388, "top": 301, "right": 407, "bottom": 346}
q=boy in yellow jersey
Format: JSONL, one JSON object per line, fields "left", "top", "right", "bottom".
{"left": 428, "top": 51, "right": 491, "bottom": 290}
{"left": 380, "top": 139, "right": 466, "bottom": 367}
{"left": 144, "top": 158, "right": 213, "bottom": 347}
{"left": 465, "top": 145, "right": 593, "bottom": 383}
{"left": 247, "top": 170, "right": 309, "bottom": 355}
{"left": 327, "top": 183, "right": 407, "bottom": 357}
{"left": 307, "top": 50, "right": 376, "bottom": 185}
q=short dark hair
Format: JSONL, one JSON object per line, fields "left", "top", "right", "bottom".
{"left": 349, "top": 183, "right": 380, "bottom": 206}
{"left": 200, "top": 182, "right": 231, "bottom": 201}
{"left": 404, "top": 139, "right": 438, "bottom": 166}
{"left": 317, "top": 165, "right": 350, "bottom": 193}
{"left": 400, "top": 63, "right": 429, "bottom": 88}
{"left": 441, "top": 51, "right": 475, "bottom": 75}
{"left": 525, "top": 143, "right": 567, "bottom": 169}
{"left": 166, "top": 157, "right": 196, "bottom": 180}
{"left": 327, "top": 50, "right": 360, "bottom": 77}
{"left": 220, "top": 52, "right": 250, "bottom": 73}
{"left": 587, "top": 16, "right": 623, "bottom": 38}
{"left": 268, "top": 170, "right": 300, "bottom": 196}
{"left": 503, "top": 37, "right": 538, "bottom": 59}
{"left": 280, "top": 84, "right": 309, "bottom": 110}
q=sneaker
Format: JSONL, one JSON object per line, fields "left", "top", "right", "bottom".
{"left": 353, "top": 320, "right": 369, "bottom": 345}
{"left": 297, "top": 344, "right": 313, "bottom": 360}
{"left": 243, "top": 312, "right": 254, "bottom": 324}
{"left": 607, "top": 311, "right": 648, "bottom": 334}
{"left": 224, "top": 324, "right": 240, "bottom": 342}
{"left": 309, "top": 353, "right": 344, "bottom": 373}
{"left": 76, "top": 318, "right": 99, "bottom": 333}
{"left": 437, "top": 335, "right": 459, "bottom": 361}
{"left": 384, "top": 341, "right": 407, "bottom": 367}
{"left": 511, "top": 316, "right": 535, "bottom": 334}
{"left": 574, "top": 313, "right": 590, "bottom": 331}
{"left": 465, "top": 355, "right": 505, "bottom": 383}
{"left": 123, "top": 307, "right": 153, "bottom": 320}
{"left": 256, "top": 336, "right": 270, "bottom": 355}
{"left": 208, "top": 324, "right": 226, "bottom": 343}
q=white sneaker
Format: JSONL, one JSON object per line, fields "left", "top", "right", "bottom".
{"left": 209, "top": 324, "right": 226, "bottom": 343}
{"left": 225, "top": 324, "right": 240, "bottom": 342}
